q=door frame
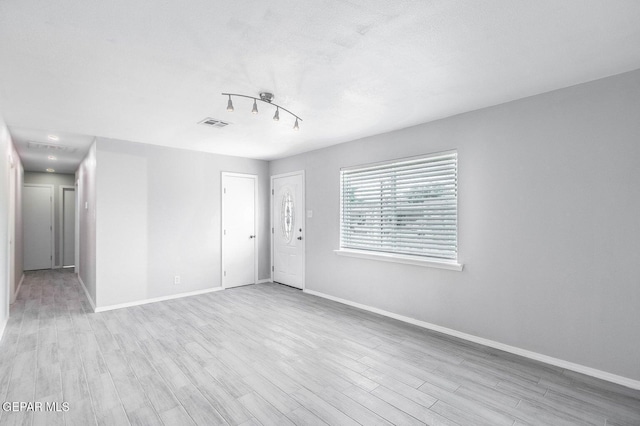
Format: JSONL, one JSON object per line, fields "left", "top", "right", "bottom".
{"left": 58, "top": 185, "right": 75, "bottom": 268}
{"left": 75, "top": 179, "right": 79, "bottom": 274}
{"left": 270, "top": 170, "right": 305, "bottom": 290}
{"left": 7, "top": 153, "right": 16, "bottom": 305}
{"left": 221, "top": 172, "right": 259, "bottom": 289}
{"left": 24, "top": 183, "right": 54, "bottom": 270}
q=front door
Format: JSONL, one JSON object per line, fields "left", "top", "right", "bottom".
{"left": 272, "top": 172, "right": 304, "bottom": 289}
{"left": 222, "top": 173, "right": 257, "bottom": 288}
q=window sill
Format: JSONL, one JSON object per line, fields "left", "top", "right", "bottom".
{"left": 334, "top": 249, "right": 463, "bottom": 271}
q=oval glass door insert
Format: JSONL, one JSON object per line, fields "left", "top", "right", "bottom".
{"left": 281, "top": 190, "right": 294, "bottom": 242}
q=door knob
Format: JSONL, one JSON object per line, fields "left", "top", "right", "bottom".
{"left": 249, "top": 235, "right": 256, "bottom": 239}
{"left": 297, "top": 236, "right": 302, "bottom": 240}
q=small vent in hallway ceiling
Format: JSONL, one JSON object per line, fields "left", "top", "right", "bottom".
{"left": 198, "top": 117, "right": 230, "bottom": 128}
{"left": 27, "top": 141, "right": 77, "bottom": 153}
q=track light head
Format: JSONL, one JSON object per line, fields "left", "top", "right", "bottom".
{"left": 221, "top": 92, "right": 301, "bottom": 131}
{"left": 260, "top": 92, "right": 274, "bottom": 103}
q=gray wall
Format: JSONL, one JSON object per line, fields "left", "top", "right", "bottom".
{"left": 24, "top": 172, "right": 75, "bottom": 267}
{"left": 0, "top": 114, "right": 23, "bottom": 329}
{"left": 77, "top": 142, "right": 97, "bottom": 304}
{"left": 95, "top": 138, "right": 270, "bottom": 308}
{"left": 270, "top": 69, "right": 640, "bottom": 381}
{"left": 0, "top": 115, "right": 11, "bottom": 328}
{"left": 12, "top": 155, "right": 23, "bottom": 298}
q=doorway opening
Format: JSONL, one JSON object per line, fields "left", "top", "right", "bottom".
{"left": 60, "top": 186, "right": 76, "bottom": 268}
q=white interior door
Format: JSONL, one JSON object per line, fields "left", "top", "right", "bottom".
{"left": 272, "top": 171, "right": 304, "bottom": 289}
{"left": 62, "top": 188, "right": 76, "bottom": 266}
{"left": 222, "top": 173, "right": 257, "bottom": 289}
{"left": 24, "top": 185, "right": 53, "bottom": 271}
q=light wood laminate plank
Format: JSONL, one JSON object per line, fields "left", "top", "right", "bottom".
{"left": 0, "top": 270, "right": 637, "bottom": 426}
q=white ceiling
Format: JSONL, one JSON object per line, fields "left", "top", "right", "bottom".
{"left": 2, "top": 1, "right": 640, "bottom": 172}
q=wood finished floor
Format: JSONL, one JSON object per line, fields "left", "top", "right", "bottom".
{"left": 1, "top": 270, "right": 639, "bottom": 426}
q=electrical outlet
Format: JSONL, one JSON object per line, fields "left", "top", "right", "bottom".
{"left": 174, "top": 275, "right": 181, "bottom": 285}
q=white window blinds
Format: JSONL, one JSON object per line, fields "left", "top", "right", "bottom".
{"left": 340, "top": 151, "right": 458, "bottom": 261}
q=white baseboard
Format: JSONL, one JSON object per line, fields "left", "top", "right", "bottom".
{"left": 304, "top": 289, "right": 640, "bottom": 391}
{"left": 0, "top": 315, "right": 7, "bottom": 343}
{"left": 94, "top": 287, "right": 224, "bottom": 313}
{"left": 256, "top": 279, "right": 272, "bottom": 284}
{"left": 77, "top": 274, "right": 97, "bottom": 312}
{"left": 4, "top": 275, "right": 25, "bottom": 341}
{"left": 15, "top": 273, "right": 25, "bottom": 298}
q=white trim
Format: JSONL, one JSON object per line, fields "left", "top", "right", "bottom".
{"left": 334, "top": 249, "right": 463, "bottom": 271}
{"left": 7, "top": 153, "right": 16, "bottom": 305}
{"left": 0, "top": 315, "right": 7, "bottom": 342}
{"left": 270, "top": 170, "right": 306, "bottom": 289}
{"left": 256, "top": 278, "right": 271, "bottom": 284}
{"left": 95, "top": 287, "right": 224, "bottom": 312}
{"left": 340, "top": 149, "right": 458, "bottom": 172}
{"left": 77, "top": 274, "right": 96, "bottom": 312}
{"left": 14, "top": 274, "right": 25, "bottom": 299}
{"left": 74, "top": 178, "right": 79, "bottom": 274}
{"left": 270, "top": 176, "right": 273, "bottom": 283}
{"left": 58, "top": 185, "right": 75, "bottom": 268}
{"left": 303, "top": 289, "right": 640, "bottom": 391}
{"left": 221, "top": 172, "right": 259, "bottom": 289}
{"left": 23, "top": 183, "right": 55, "bottom": 270}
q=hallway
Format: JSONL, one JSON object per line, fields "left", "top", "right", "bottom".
{"left": 1, "top": 269, "right": 94, "bottom": 425}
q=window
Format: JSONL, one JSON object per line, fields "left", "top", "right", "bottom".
{"left": 338, "top": 151, "right": 461, "bottom": 270}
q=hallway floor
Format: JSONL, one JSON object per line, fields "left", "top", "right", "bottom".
{"left": 0, "top": 269, "right": 639, "bottom": 425}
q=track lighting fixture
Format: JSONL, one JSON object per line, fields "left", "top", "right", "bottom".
{"left": 222, "top": 92, "right": 302, "bottom": 131}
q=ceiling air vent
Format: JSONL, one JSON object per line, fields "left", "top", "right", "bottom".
{"left": 198, "top": 117, "right": 230, "bottom": 128}
{"left": 27, "top": 141, "right": 77, "bottom": 153}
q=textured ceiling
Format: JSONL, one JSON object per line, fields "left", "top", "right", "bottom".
{"left": 2, "top": 1, "right": 640, "bottom": 171}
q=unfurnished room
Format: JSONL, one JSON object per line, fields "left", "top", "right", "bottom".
{"left": 0, "top": 1, "right": 639, "bottom": 425}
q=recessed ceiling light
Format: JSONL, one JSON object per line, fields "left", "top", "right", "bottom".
{"left": 46, "top": 168, "right": 55, "bottom": 173}
{"left": 48, "top": 155, "right": 57, "bottom": 160}
{"left": 47, "top": 135, "right": 59, "bottom": 141}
